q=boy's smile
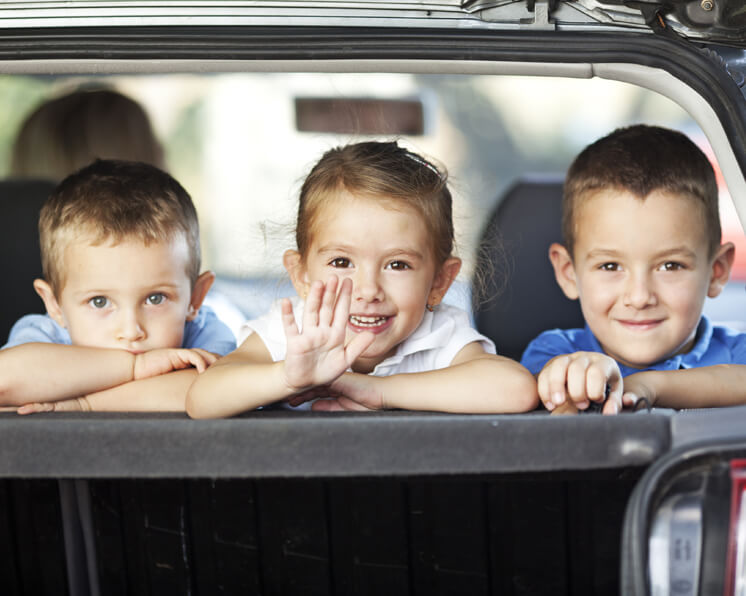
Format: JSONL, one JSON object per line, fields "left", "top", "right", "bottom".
{"left": 38, "top": 235, "right": 201, "bottom": 352}
{"left": 288, "top": 192, "right": 459, "bottom": 374}
{"left": 552, "top": 188, "right": 733, "bottom": 369}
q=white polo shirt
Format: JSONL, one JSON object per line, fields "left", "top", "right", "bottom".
{"left": 238, "top": 297, "right": 495, "bottom": 377}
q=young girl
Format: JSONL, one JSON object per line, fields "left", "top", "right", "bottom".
{"left": 186, "top": 141, "right": 538, "bottom": 417}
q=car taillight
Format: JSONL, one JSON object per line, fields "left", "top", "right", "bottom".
{"left": 725, "top": 460, "right": 746, "bottom": 596}
{"left": 649, "top": 491, "right": 704, "bottom": 595}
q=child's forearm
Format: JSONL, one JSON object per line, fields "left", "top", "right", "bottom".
{"left": 0, "top": 343, "right": 137, "bottom": 405}
{"left": 186, "top": 359, "right": 295, "bottom": 418}
{"left": 82, "top": 369, "right": 199, "bottom": 412}
{"left": 627, "top": 365, "right": 746, "bottom": 409}
{"left": 377, "top": 355, "right": 538, "bottom": 413}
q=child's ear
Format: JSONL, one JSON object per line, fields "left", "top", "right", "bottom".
{"left": 427, "top": 257, "right": 462, "bottom": 307}
{"left": 283, "top": 250, "right": 310, "bottom": 298}
{"left": 707, "top": 241, "right": 735, "bottom": 298}
{"left": 33, "top": 279, "right": 66, "bottom": 327}
{"left": 187, "top": 271, "right": 215, "bottom": 321}
{"left": 548, "top": 243, "right": 579, "bottom": 300}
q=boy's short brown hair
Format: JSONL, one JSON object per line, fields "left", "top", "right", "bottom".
{"left": 39, "top": 159, "right": 201, "bottom": 295}
{"left": 563, "top": 124, "right": 720, "bottom": 257}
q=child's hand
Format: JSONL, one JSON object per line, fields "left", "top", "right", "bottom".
{"left": 133, "top": 348, "right": 217, "bottom": 380}
{"left": 282, "top": 276, "right": 375, "bottom": 393}
{"left": 537, "top": 352, "right": 623, "bottom": 414}
{"left": 287, "top": 373, "right": 384, "bottom": 411}
{"left": 17, "top": 396, "right": 91, "bottom": 415}
{"left": 618, "top": 371, "right": 656, "bottom": 410}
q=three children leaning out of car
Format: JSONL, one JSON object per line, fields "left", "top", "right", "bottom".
{"left": 0, "top": 125, "right": 744, "bottom": 417}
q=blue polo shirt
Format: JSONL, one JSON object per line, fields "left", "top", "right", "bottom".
{"left": 520, "top": 316, "right": 746, "bottom": 377}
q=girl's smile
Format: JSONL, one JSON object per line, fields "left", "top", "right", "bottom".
{"left": 348, "top": 314, "right": 394, "bottom": 333}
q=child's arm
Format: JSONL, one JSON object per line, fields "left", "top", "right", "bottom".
{"left": 305, "top": 341, "right": 539, "bottom": 413}
{"left": 0, "top": 343, "right": 214, "bottom": 406}
{"left": 622, "top": 365, "right": 746, "bottom": 410}
{"left": 186, "top": 276, "right": 375, "bottom": 418}
{"left": 16, "top": 369, "right": 204, "bottom": 413}
{"left": 534, "top": 351, "right": 623, "bottom": 415}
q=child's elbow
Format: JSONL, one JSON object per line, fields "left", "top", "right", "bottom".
{"left": 185, "top": 384, "right": 212, "bottom": 419}
{"left": 499, "top": 361, "right": 539, "bottom": 412}
{"left": 513, "top": 375, "right": 540, "bottom": 412}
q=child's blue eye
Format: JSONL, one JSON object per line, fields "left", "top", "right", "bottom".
{"left": 329, "top": 257, "right": 351, "bottom": 268}
{"left": 89, "top": 296, "right": 109, "bottom": 309}
{"left": 146, "top": 293, "right": 166, "bottom": 305}
{"left": 387, "top": 260, "right": 411, "bottom": 270}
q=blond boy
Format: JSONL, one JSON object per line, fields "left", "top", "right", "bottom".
{"left": 0, "top": 159, "right": 235, "bottom": 412}
{"left": 521, "top": 125, "right": 745, "bottom": 414}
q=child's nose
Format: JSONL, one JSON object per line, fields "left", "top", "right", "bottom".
{"left": 117, "top": 310, "right": 146, "bottom": 342}
{"left": 623, "top": 272, "right": 657, "bottom": 308}
{"left": 353, "top": 267, "right": 383, "bottom": 303}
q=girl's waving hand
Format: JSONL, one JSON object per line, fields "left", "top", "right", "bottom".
{"left": 282, "top": 276, "right": 375, "bottom": 392}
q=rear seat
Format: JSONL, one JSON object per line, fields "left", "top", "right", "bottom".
{"left": 472, "top": 174, "right": 584, "bottom": 362}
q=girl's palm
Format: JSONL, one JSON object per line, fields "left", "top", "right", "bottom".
{"left": 282, "top": 276, "right": 373, "bottom": 391}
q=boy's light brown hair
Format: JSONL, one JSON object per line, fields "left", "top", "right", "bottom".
{"left": 563, "top": 124, "right": 720, "bottom": 257}
{"left": 39, "top": 159, "right": 201, "bottom": 295}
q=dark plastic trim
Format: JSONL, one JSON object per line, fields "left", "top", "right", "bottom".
{"left": 0, "top": 410, "right": 670, "bottom": 478}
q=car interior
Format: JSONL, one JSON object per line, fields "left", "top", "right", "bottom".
{"left": 0, "top": 2, "right": 745, "bottom": 595}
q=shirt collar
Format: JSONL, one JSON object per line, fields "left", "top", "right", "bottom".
{"left": 372, "top": 310, "right": 440, "bottom": 373}
{"left": 586, "top": 316, "right": 711, "bottom": 376}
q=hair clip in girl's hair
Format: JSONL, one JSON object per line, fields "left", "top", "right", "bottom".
{"left": 405, "top": 151, "right": 441, "bottom": 178}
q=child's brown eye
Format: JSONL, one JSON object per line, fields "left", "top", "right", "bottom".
{"left": 329, "top": 258, "right": 351, "bottom": 268}
{"left": 387, "top": 261, "right": 411, "bottom": 270}
{"left": 599, "top": 262, "right": 619, "bottom": 271}
{"left": 662, "top": 262, "right": 683, "bottom": 271}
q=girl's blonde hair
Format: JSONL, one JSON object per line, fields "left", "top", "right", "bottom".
{"left": 296, "top": 141, "right": 454, "bottom": 265}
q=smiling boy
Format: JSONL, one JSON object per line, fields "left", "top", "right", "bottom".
{"left": 521, "top": 124, "right": 746, "bottom": 414}
{"left": 0, "top": 159, "right": 236, "bottom": 412}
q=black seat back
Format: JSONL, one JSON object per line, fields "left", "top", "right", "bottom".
{"left": 0, "top": 178, "right": 55, "bottom": 343}
{"left": 473, "top": 175, "right": 585, "bottom": 362}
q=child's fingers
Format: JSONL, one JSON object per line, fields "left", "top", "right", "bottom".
{"left": 585, "top": 364, "right": 608, "bottom": 403}
{"left": 280, "top": 297, "right": 299, "bottom": 339}
{"left": 302, "top": 280, "right": 324, "bottom": 330}
{"left": 311, "top": 397, "right": 374, "bottom": 412}
{"left": 622, "top": 391, "right": 639, "bottom": 408}
{"left": 331, "top": 277, "right": 353, "bottom": 334}
{"left": 566, "top": 356, "right": 591, "bottom": 409}
{"left": 536, "top": 368, "right": 555, "bottom": 410}
{"left": 550, "top": 401, "right": 579, "bottom": 415}
{"left": 602, "top": 396, "right": 621, "bottom": 415}
{"left": 544, "top": 356, "right": 572, "bottom": 408}
{"left": 17, "top": 402, "right": 53, "bottom": 415}
{"left": 310, "top": 398, "right": 345, "bottom": 411}
{"left": 191, "top": 348, "right": 218, "bottom": 366}
{"left": 344, "top": 330, "right": 375, "bottom": 365}
{"left": 318, "top": 275, "right": 338, "bottom": 328}
{"left": 286, "top": 386, "right": 327, "bottom": 407}
{"left": 178, "top": 349, "right": 209, "bottom": 373}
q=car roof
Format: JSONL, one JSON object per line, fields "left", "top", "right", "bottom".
{"left": 0, "top": 0, "right": 743, "bottom": 46}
